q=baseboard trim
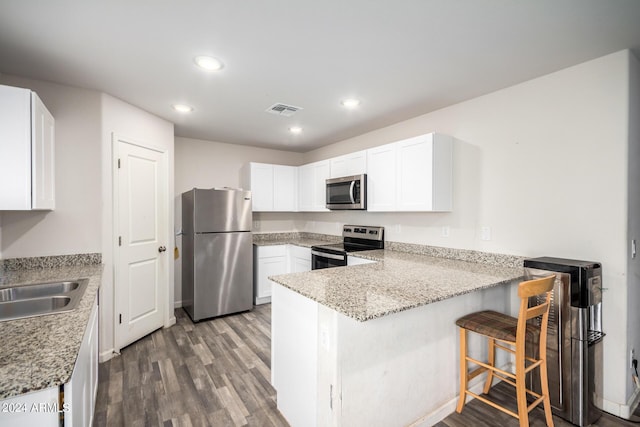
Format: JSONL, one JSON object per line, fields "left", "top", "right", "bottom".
{"left": 99, "top": 349, "right": 115, "bottom": 363}
{"left": 165, "top": 315, "right": 176, "bottom": 328}
{"left": 174, "top": 300, "right": 182, "bottom": 309}
{"left": 255, "top": 296, "right": 271, "bottom": 305}
{"left": 602, "top": 385, "right": 640, "bottom": 419}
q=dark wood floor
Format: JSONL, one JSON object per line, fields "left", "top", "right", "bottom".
{"left": 94, "top": 305, "right": 640, "bottom": 427}
{"left": 435, "top": 381, "right": 640, "bottom": 427}
{"left": 93, "top": 305, "right": 288, "bottom": 426}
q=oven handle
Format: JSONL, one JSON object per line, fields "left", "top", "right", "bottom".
{"left": 311, "top": 250, "right": 345, "bottom": 261}
{"left": 349, "top": 180, "right": 356, "bottom": 204}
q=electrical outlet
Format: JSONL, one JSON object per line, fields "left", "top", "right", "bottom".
{"left": 441, "top": 226, "right": 450, "bottom": 237}
{"left": 481, "top": 226, "right": 491, "bottom": 241}
{"left": 253, "top": 220, "right": 259, "bottom": 230}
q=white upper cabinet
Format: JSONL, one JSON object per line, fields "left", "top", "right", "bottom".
{"left": 366, "top": 143, "right": 397, "bottom": 211}
{"left": 244, "top": 133, "right": 452, "bottom": 213}
{"left": 243, "top": 162, "right": 297, "bottom": 212}
{"left": 273, "top": 165, "right": 298, "bottom": 211}
{"left": 329, "top": 150, "right": 367, "bottom": 178}
{"left": 367, "top": 133, "right": 452, "bottom": 212}
{"left": 298, "top": 160, "right": 330, "bottom": 212}
{"left": 0, "top": 84, "right": 55, "bottom": 210}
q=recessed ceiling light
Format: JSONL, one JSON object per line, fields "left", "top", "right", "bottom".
{"left": 172, "top": 104, "right": 193, "bottom": 113}
{"left": 341, "top": 98, "right": 361, "bottom": 108}
{"left": 289, "top": 126, "right": 302, "bottom": 134}
{"left": 194, "top": 56, "right": 224, "bottom": 71}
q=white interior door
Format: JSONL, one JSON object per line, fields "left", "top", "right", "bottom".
{"left": 115, "top": 136, "right": 167, "bottom": 350}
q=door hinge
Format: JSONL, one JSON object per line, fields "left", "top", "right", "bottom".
{"left": 117, "top": 158, "right": 121, "bottom": 169}
{"left": 118, "top": 236, "right": 122, "bottom": 246}
{"left": 119, "top": 314, "right": 122, "bottom": 324}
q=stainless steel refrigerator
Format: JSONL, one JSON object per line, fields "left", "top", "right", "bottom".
{"left": 182, "top": 188, "right": 253, "bottom": 321}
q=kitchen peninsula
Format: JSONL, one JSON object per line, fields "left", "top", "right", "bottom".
{"left": 269, "top": 247, "right": 523, "bottom": 427}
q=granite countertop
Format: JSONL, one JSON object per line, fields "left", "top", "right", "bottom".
{"left": 0, "top": 264, "right": 102, "bottom": 399}
{"left": 269, "top": 249, "right": 523, "bottom": 322}
{"left": 253, "top": 233, "right": 339, "bottom": 248}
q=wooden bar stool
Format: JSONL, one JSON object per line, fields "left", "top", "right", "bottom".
{"left": 455, "top": 275, "right": 555, "bottom": 427}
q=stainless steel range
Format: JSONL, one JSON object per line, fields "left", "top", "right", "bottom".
{"left": 311, "top": 225, "right": 384, "bottom": 270}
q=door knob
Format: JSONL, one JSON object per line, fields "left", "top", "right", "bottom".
{"left": 158, "top": 246, "right": 167, "bottom": 253}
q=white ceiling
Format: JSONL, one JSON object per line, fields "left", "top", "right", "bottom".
{"left": 1, "top": 1, "right": 639, "bottom": 152}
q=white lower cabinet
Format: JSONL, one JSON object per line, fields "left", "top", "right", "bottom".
{"left": 65, "top": 295, "right": 99, "bottom": 427}
{"left": 254, "top": 245, "right": 312, "bottom": 304}
{"left": 254, "top": 245, "right": 287, "bottom": 304}
{"left": 288, "top": 245, "right": 312, "bottom": 272}
{"left": 0, "top": 296, "right": 98, "bottom": 427}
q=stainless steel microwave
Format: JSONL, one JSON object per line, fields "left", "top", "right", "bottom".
{"left": 326, "top": 174, "right": 366, "bottom": 210}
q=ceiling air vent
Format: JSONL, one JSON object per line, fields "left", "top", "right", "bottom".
{"left": 266, "top": 103, "right": 303, "bottom": 117}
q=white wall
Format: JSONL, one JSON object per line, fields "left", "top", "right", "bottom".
{"left": 0, "top": 74, "right": 102, "bottom": 258}
{"left": 627, "top": 51, "right": 640, "bottom": 403}
{"left": 302, "top": 51, "right": 632, "bottom": 408}
{"left": 100, "top": 93, "right": 174, "bottom": 359}
{"left": 173, "top": 136, "right": 304, "bottom": 305}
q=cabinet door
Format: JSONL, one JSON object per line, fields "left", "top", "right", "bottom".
{"left": 32, "top": 93, "right": 55, "bottom": 210}
{"left": 396, "top": 134, "right": 433, "bottom": 211}
{"left": 330, "top": 151, "right": 366, "bottom": 178}
{"left": 254, "top": 245, "right": 288, "bottom": 304}
{"left": 0, "top": 85, "right": 32, "bottom": 210}
{"left": 366, "top": 143, "right": 397, "bottom": 211}
{"left": 273, "top": 165, "right": 297, "bottom": 211}
{"left": 65, "top": 296, "right": 98, "bottom": 427}
{"left": 297, "top": 164, "right": 314, "bottom": 211}
{"left": 288, "top": 245, "right": 312, "bottom": 272}
{"left": 344, "top": 150, "right": 367, "bottom": 176}
{"left": 312, "top": 161, "right": 330, "bottom": 211}
{"left": 250, "top": 163, "right": 274, "bottom": 211}
{"left": 396, "top": 133, "right": 452, "bottom": 212}
{"left": 0, "top": 388, "right": 59, "bottom": 426}
{"left": 256, "top": 256, "right": 287, "bottom": 301}
{"left": 330, "top": 156, "right": 348, "bottom": 178}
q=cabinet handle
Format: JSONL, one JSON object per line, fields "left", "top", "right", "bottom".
{"left": 158, "top": 246, "right": 167, "bottom": 253}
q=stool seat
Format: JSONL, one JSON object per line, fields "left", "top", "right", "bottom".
{"left": 455, "top": 275, "right": 556, "bottom": 427}
{"left": 455, "top": 310, "right": 539, "bottom": 343}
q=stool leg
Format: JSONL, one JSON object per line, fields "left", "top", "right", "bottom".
{"left": 515, "top": 346, "right": 529, "bottom": 427}
{"left": 539, "top": 359, "right": 554, "bottom": 426}
{"left": 456, "top": 328, "right": 468, "bottom": 413}
{"left": 483, "top": 337, "right": 495, "bottom": 394}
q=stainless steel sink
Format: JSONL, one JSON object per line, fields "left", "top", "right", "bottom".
{"left": 0, "top": 279, "right": 88, "bottom": 322}
{"left": 0, "top": 281, "right": 80, "bottom": 302}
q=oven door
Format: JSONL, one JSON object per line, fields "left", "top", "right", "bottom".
{"left": 311, "top": 249, "right": 347, "bottom": 270}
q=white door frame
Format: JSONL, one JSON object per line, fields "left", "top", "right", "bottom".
{"left": 111, "top": 133, "right": 174, "bottom": 352}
